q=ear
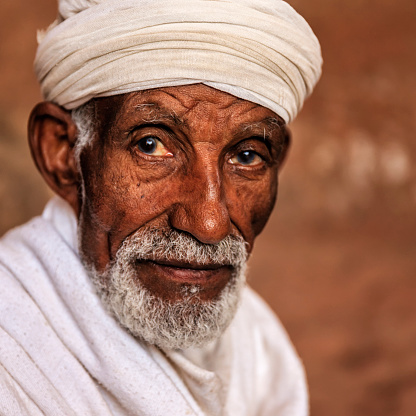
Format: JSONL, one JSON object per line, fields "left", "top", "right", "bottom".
{"left": 28, "top": 102, "right": 80, "bottom": 214}
{"left": 277, "top": 125, "right": 291, "bottom": 170}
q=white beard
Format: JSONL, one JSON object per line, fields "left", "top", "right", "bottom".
{"left": 83, "top": 228, "right": 248, "bottom": 350}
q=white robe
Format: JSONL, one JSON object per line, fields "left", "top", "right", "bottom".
{"left": 0, "top": 197, "right": 308, "bottom": 415}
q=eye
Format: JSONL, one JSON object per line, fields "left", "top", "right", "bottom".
{"left": 136, "top": 136, "right": 172, "bottom": 157}
{"left": 229, "top": 150, "right": 264, "bottom": 166}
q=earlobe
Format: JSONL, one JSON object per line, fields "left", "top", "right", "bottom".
{"left": 28, "top": 102, "right": 80, "bottom": 213}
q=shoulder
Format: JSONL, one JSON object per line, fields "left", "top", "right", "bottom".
{"left": 239, "top": 285, "right": 283, "bottom": 324}
{"left": 226, "top": 286, "right": 309, "bottom": 415}
{"left": 236, "top": 286, "right": 297, "bottom": 353}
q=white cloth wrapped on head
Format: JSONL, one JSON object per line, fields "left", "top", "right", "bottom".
{"left": 35, "top": 0, "right": 322, "bottom": 123}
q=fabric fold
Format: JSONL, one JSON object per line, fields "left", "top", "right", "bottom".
{"left": 35, "top": 0, "right": 322, "bottom": 122}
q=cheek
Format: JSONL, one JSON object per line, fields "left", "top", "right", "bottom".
{"left": 83, "top": 146, "right": 178, "bottom": 217}
{"left": 228, "top": 171, "right": 278, "bottom": 243}
{"left": 82, "top": 161, "right": 183, "bottom": 257}
{"left": 84, "top": 169, "right": 167, "bottom": 227}
{"left": 251, "top": 179, "right": 278, "bottom": 234}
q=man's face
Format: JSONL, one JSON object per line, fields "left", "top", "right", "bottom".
{"left": 76, "top": 84, "right": 288, "bottom": 347}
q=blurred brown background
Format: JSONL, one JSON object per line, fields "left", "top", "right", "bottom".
{"left": 1, "top": 0, "right": 415, "bottom": 414}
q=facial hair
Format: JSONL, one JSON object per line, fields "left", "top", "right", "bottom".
{"left": 84, "top": 228, "right": 248, "bottom": 350}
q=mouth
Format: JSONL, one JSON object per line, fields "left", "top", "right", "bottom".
{"left": 133, "top": 259, "right": 234, "bottom": 301}
{"left": 150, "top": 258, "right": 226, "bottom": 270}
{"left": 141, "top": 259, "right": 231, "bottom": 282}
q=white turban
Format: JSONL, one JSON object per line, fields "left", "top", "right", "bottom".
{"left": 35, "top": 0, "right": 322, "bottom": 123}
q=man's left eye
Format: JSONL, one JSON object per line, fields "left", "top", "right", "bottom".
{"left": 229, "top": 150, "right": 263, "bottom": 166}
{"left": 136, "top": 137, "right": 173, "bottom": 157}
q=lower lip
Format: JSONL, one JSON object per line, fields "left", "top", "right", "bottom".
{"left": 138, "top": 260, "right": 233, "bottom": 285}
{"left": 150, "top": 261, "right": 231, "bottom": 283}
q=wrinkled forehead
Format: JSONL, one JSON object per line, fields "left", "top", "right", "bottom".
{"left": 90, "top": 85, "right": 286, "bottom": 140}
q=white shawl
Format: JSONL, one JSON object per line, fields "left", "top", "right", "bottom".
{"left": 0, "top": 197, "right": 307, "bottom": 415}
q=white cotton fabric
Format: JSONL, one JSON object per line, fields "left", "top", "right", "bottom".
{"left": 0, "top": 197, "right": 308, "bottom": 415}
{"left": 35, "top": 0, "right": 322, "bottom": 123}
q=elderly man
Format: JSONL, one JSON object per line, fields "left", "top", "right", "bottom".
{"left": 0, "top": 0, "right": 321, "bottom": 414}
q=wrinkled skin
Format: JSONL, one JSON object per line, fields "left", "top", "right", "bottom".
{"left": 29, "top": 84, "right": 290, "bottom": 303}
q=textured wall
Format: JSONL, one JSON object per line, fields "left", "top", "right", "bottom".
{"left": 1, "top": 1, "right": 415, "bottom": 414}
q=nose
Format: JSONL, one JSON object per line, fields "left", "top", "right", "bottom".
{"left": 168, "top": 164, "right": 232, "bottom": 245}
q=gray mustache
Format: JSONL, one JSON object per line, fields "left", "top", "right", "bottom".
{"left": 116, "top": 228, "right": 248, "bottom": 268}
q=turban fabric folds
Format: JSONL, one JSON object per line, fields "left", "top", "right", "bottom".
{"left": 35, "top": 0, "right": 322, "bottom": 123}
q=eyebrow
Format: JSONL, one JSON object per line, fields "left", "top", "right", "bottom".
{"left": 134, "top": 103, "right": 188, "bottom": 128}
{"left": 240, "top": 117, "right": 285, "bottom": 138}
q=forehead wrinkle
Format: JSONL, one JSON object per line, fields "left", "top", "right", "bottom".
{"left": 156, "top": 89, "right": 190, "bottom": 108}
{"left": 158, "top": 86, "right": 247, "bottom": 113}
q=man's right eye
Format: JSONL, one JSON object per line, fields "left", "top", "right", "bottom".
{"left": 136, "top": 136, "right": 173, "bottom": 157}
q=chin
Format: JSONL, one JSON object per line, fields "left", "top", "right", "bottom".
{"left": 90, "top": 261, "right": 246, "bottom": 350}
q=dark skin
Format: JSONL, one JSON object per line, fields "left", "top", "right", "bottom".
{"left": 28, "top": 84, "right": 290, "bottom": 302}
